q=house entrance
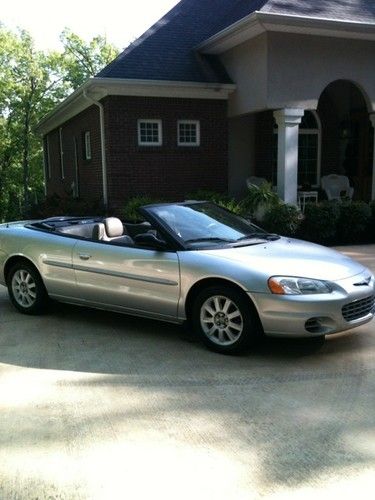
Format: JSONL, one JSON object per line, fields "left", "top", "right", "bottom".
{"left": 318, "top": 80, "right": 373, "bottom": 201}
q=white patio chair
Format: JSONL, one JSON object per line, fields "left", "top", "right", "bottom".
{"left": 321, "top": 174, "right": 354, "bottom": 201}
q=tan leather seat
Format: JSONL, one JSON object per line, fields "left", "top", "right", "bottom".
{"left": 92, "top": 218, "right": 134, "bottom": 245}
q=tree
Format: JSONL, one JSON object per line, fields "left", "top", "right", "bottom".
{"left": 0, "top": 25, "right": 119, "bottom": 221}
{"left": 60, "top": 29, "right": 118, "bottom": 90}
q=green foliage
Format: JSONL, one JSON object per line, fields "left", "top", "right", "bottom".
{"left": 26, "top": 194, "right": 105, "bottom": 219}
{"left": 298, "top": 201, "right": 340, "bottom": 244}
{"left": 262, "top": 203, "right": 302, "bottom": 237}
{"left": 336, "top": 201, "right": 371, "bottom": 243}
{"left": 241, "top": 183, "right": 280, "bottom": 219}
{"left": 185, "top": 189, "right": 245, "bottom": 215}
{"left": 0, "top": 24, "right": 119, "bottom": 222}
{"left": 186, "top": 189, "right": 230, "bottom": 203}
{"left": 59, "top": 29, "right": 118, "bottom": 90}
{"left": 122, "top": 195, "right": 162, "bottom": 222}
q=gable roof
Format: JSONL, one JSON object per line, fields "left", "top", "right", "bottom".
{"left": 98, "top": 0, "right": 375, "bottom": 83}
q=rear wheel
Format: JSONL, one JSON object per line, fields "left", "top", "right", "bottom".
{"left": 192, "top": 286, "right": 262, "bottom": 354}
{"left": 7, "top": 262, "right": 48, "bottom": 315}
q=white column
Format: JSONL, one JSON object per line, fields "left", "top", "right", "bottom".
{"left": 370, "top": 113, "right": 375, "bottom": 201}
{"left": 273, "top": 108, "right": 305, "bottom": 205}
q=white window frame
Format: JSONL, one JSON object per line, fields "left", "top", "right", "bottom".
{"left": 137, "top": 119, "right": 162, "bottom": 146}
{"left": 177, "top": 120, "right": 200, "bottom": 147}
{"left": 84, "top": 131, "right": 92, "bottom": 160}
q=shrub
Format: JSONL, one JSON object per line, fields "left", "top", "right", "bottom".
{"left": 336, "top": 201, "right": 371, "bottom": 243}
{"left": 298, "top": 201, "right": 340, "bottom": 244}
{"left": 185, "top": 189, "right": 230, "bottom": 203}
{"left": 241, "top": 183, "right": 280, "bottom": 221}
{"left": 262, "top": 203, "right": 302, "bottom": 237}
{"left": 26, "top": 194, "right": 105, "bottom": 219}
{"left": 122, "top": 195, "right": 162, "bottom": 222}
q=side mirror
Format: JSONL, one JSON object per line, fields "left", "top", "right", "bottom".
{"left": 134, "top": 232, "right": 167, "bottom": 250}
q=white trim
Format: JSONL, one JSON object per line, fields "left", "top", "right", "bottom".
{"left": 59, "top": 127, "right": 64, "bottom": 180}
{"left": 198, "top": 11, "right": 375, "bottom": 54}
{"left": 84, "top": 130, "right": 92, "bottom": 160}
{"left": 137, "top": 119, "right": 163, "bottom": 146}
{"left": 36, "top": 78, "right": 236, "bottom": 136}
{"left": 177, "top": 120, "right": 200, "bottom": 147}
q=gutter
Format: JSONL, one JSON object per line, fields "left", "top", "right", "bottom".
{"left": 83, "top": 91, "right": 108, "bottom": 208}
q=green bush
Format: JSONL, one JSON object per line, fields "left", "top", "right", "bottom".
{"left": 298, "top": 201, "right": 340, "bottom": 244}
{"left": 185, "top": 189, "right": 230, "bottom": 203}
{"left": 336, "top": 201, "right": 371, "bottom": 243}
{"left": 122, "top": 195, "right": 162, "bottom": 222}
{"left": 26, "top": 194, "right": 105, "bottom": 219}
{"left": 262, "top": 203, "right": 302, "bottom": 237}
{"left": 241, "top": 183, "right": 280, "bottom": 220}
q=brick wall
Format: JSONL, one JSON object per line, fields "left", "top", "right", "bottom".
{"left": 45, "top": 105, "right": 103, "bottom": 202}
{"left": 104, "top": 96, "right": 228, "bottom": 212}
{"left": 45, "top": 95, "right": 228, "bottom": 212}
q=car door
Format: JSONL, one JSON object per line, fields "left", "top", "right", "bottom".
{"left": 72, "top": 240, "right": 180, "bottom": 320}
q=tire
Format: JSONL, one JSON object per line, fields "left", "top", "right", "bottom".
{"left": 192, "top": 286, "right": 262, "bottom": 354}
{"left": 7, "top": 261, "right": 48, "bottom": 315}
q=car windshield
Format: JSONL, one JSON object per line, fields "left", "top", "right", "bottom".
{"left": 146, "top": 202, "right": 277, "bottom": 248}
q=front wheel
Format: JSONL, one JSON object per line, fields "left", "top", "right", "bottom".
{"left": 192, "top": 286, "right": 262, "bottom": 354}
{"left": 7, "top": 262, "right": 48, "bottom": 315}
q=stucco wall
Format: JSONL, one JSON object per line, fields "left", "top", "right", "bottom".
{"left": 267, "top": 32, "right": 375, "bottom": 112}
{"left": 221, "top": 34, "right": 268, "bottom": 117}
{"left": 228, "top": 114, "right": 255, "bottom": 197}
{"left": 221, "top": 32, "right": 375, "bottom": 116}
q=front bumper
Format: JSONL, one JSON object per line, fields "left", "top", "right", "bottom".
{"left": 250, "top": 273, "right": 375, "bottom": 338}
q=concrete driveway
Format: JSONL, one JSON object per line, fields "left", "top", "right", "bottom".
{"left": 0, "top": 245, "right": 374, "bottom": 499}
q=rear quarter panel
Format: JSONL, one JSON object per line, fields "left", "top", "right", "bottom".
{"left": 0, "top": 224, "right": 77, "bottom": 296}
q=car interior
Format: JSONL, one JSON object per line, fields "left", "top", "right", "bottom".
{"left": 51, "top": 218, "right": 157, "bottom": 246}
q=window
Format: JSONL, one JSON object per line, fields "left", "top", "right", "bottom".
{"left": 273, "top": 111, "right": 321, "bottom": 187}
{"left": 178, "top": 120, "right": 200, "bottom": 146}
{"left": 138, "top": 119, "right": 162, "bottom": 146}
{"left": 84, "top": 131, "right": 92, "bottom": 160}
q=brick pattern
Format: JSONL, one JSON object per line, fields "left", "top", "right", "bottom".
{"left": 46, "top": 106, "right": 103, "bottom": 202}
{"left": 46, "top": 96, "right": 228, "bottom": 212}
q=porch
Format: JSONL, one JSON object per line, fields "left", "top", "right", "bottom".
{"left": 228, "top": 80, "right": 375, "bottom": 204}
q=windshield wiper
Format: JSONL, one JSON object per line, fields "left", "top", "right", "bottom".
{"left": 185, "top": 237, "right": 235, "bottom": 244}
{"left": 236, "top": 232, "right": 280, "bottom": 242}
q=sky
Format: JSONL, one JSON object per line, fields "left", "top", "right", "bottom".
{"left": 1, "top": 0, "right": 180, "bottom": 51}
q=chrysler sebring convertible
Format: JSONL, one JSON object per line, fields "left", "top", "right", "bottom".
{"left": 0, "top": 201, "right": 374, "bottom": 353}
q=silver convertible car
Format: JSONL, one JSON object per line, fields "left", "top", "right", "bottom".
{"left": 0, "top": 201, "right": 374, "bottom": 353}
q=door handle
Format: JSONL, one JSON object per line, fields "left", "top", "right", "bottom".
{"left": 78, "top": 253, "right": 91, "bottom": 260}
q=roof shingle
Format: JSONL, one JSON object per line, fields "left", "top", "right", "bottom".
{"left": 97, "top": 0, "right": 375, "bottom": 83}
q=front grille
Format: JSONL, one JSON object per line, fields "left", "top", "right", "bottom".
{"left": 342, "top": 295, "right": 375, "bottom": 322}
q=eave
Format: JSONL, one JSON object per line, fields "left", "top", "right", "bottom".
{"left": 36, "top": 78, "right": 236, "bottom": 136}
{"left": 197, "top": 11, "right": 375, "bottom": 54}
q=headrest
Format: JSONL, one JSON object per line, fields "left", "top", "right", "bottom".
{"left": 104, "top": 217, "right": 124, "bottom": 237}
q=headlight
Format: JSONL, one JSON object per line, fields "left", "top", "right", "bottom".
{"left": 268, "top": 276, "right": 332, "bottom": 295}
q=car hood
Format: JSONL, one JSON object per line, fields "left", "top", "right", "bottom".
{"left": 200, "top": 237, "right": 366, "bottom": 281}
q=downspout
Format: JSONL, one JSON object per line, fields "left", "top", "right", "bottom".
{"left": 83, "top": 91, "right": 108, "bottom": 208}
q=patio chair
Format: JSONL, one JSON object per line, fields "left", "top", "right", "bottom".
{"left": 321, "top": 174, "right": 354, "bottom": 201}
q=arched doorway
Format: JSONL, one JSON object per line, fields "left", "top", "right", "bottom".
{"left": 318, "top": 80, "right": 374, "bottom": 201}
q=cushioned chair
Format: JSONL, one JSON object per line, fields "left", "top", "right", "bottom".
{"left": 92, "top": 217, "right": 134, "bottom": 245}
{"left": 321, "top": 174, "right": 354, "bottom": 201}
